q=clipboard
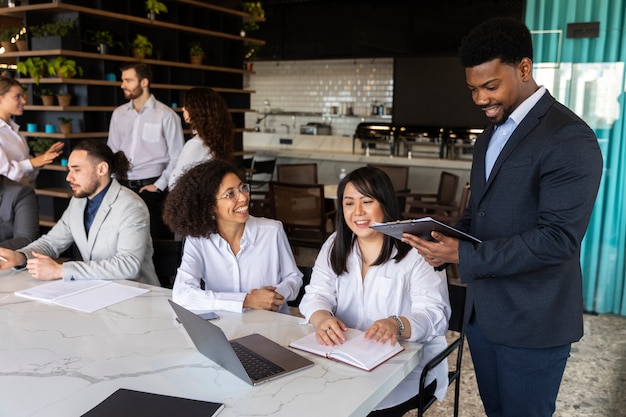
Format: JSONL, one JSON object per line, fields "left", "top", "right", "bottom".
{"left": 370, "top": 217, "right": 482, "bottom": 243}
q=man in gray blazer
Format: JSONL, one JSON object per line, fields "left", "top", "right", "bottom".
{"left": 0, "top": 140, "right": 159, "bottom": 286}
{"left": 403, "top": 18, "right": 603, "bottom": 417}
{"left": 0, "top": 175, "right": 39, "bottom": 250}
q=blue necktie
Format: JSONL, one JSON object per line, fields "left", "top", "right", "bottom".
{"left": 485, "top": 118, "right": 516, "bottom": 180}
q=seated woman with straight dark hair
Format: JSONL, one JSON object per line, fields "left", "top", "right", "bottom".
{"left": 163, "top": 159, "right": 302, "bottom": 314}
{"left": 299, "top": 166, "right": 451, "bottom": 416}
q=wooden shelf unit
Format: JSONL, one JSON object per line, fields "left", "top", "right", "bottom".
{"left": 6, "top": 0, "right": 257, "bottom": 227}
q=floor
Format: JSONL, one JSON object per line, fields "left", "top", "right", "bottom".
{"left": 293, "top": 247, "right": 626, "bottom": 417}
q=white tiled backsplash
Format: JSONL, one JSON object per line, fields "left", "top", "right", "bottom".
{"left": 244, "top": 58, "right": 394, "bottom": 137}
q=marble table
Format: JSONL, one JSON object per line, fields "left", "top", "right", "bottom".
{"left": 0, "top": 270, "right": 423, "bottom": 417}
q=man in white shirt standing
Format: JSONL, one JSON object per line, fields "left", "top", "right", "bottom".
{"left": 107, "top": 63, "right": 184, "bottom": 239}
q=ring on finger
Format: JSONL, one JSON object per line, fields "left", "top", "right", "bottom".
{"left": 324, "top": 326, "right": 331, "bottom": 332}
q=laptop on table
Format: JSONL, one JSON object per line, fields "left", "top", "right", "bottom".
{"left": 169, "top": 300, "right": 314, "bottom": 385}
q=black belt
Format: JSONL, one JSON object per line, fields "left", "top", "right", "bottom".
{"left": 119, "top": 177, "right": 160, "bottom": 188}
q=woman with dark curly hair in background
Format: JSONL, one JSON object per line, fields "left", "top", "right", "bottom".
{"left": 162, "top": 159, "right": 302, "bottom": 314}
{"left": 168, "top": 87, "right": 234, "bottom": 189}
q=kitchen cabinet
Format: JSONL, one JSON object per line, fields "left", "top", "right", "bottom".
{"left": 0, "top": 0, "right": 262, "bottom": 228}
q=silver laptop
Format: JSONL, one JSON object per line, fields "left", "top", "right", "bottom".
{"left": 169, "top": 300, "right": 313, "bottom": 385}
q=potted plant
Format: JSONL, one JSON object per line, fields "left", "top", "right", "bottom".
{"left": 29, "top": 19, "right": 78, "bottom": 51}
{"left": 0, "top": 27, "right": 19, "bottom": 52}
{"left": 189, "top": 42, "right": 204, "bottom": 65}
{"left": 243, "top": 42, "right": 261, "bottom": 71}
{"left": 85, "top": 30, "right": 121, "bottom": 54}
{"left": 58, "top": 117, "right": 72, "bottom": 134}
{"left": 130, "top": 34, "right": 153, "bottom": 59}
{"left": 47, "top": 56, "right": 83, "bottom": 79}
{"left": 35, "top": 88, "right": 56, "bottom": 106}
{"left": 16, "top": 56, "right": 49, "bottom": 85}
{"left": 240, "top": 1, "right": 264, "bottom": 36}
{"left": 14, "top": 27, "right": 27, "bottom": 52}
{"left": 145, "top": 0, "right": 168, "bottom": 21}
{"left": 56, "top": 89, "right": 72, "bottom": 107}
{"left": 28, "top": 137, "right": 55, "bottom": 156}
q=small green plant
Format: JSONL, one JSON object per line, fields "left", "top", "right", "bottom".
{"left": 85, "top": 30, "right": 122, "bottom": 48}
{"left": 145, "top": 0, "right": 168, "bottom": 15}
{"left": 242, "top": 2, "right": 264, "bottom": 32}
{"left": 58, "top": 116, "right": 72, "bottom": 124}
{"left": 16, "top": 56, "right": 49, "bottom": 84}
{"left": 28, "top": 137, "right": 55, "bottom": 155}
{"left": 0, "top": 27, "right": 20, "bottom": 42}
{"left": 34, "top": 88, "right": 55, "bottom": 97}
{"left": 244, "top": 41, "right": 261, "bottom": 61}
{"left": 189, "top": 42, "right": 205, "bottom": 58}
{"left": 47, "top": 56, "right": 83, "bottom": 78}
{"left": 131, "top": 34, "right": 153, "bottom": 58}
{"left": 29, "top": 19, "right": 74, "bottom": 38}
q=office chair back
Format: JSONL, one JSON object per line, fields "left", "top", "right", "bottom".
{"left": 277, "top": 163, "right": 319, "bottom": 184}
{"left": 417, "top": 283, "right": 467, "bottom": 417}
{"left": 152, "top": 239, "right": 184, "bottom": 289}
{"left": 269, "top": 182, "right": 335, "bottom": 249}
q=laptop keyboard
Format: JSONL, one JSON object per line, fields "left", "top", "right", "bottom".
{"left": 230, "top": 341, "right": 285, "bottom": 381}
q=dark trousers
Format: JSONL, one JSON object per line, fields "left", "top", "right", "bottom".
{"left": 466, "top": 317, "right": 571, "bottom": 417}
{"left": 121, "top": 180, "right": 173, "bottom": 240}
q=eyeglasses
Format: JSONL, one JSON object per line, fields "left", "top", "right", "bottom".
{"left": 218, "top": 183, "right": 250, "bottom": 200}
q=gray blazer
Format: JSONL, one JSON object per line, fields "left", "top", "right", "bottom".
{"left": 0, "top": 176, "right": 39, "bottom": 250}
{"left": 20, "top": 179, "right": 159, "bottom": 286}
{"left": 457, "top": 91, "right": 603, "bottom": 349}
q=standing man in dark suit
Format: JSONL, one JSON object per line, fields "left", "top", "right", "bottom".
{"left": 403, "top": 17, "right": 603, "bottom": 417}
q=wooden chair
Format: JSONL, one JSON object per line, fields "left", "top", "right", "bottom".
{"left": 403, "top": 183, "right": 470, "bottom": 226}
{"left": 277, "top": 163, "right": 318, "bottom": 184}
{"left": 366, "top": 163, "right": 410, "bottom": 209}
{"left": 269, "top": 182, "right": 336, "bottom": 250}
{"left": 245, "top": 157, "right": 277, "bottom": 217}
{"left": 401, "top": 171, "right": 459, "bottom": 218}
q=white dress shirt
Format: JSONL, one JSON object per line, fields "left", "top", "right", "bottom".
{"left": 168, "top": 135, "right": 212, "bottom": 189}
{"left": 299, "top": 233, "right": 451, "bottom": 409}
{"left": 107, "top": 95, "right": 184, "bottom": 191}
{"left": 0, "top": 118, "right": 36, "bottom": 184}
{"left": 172, "top": 216, "right": 303, "bottom": 314}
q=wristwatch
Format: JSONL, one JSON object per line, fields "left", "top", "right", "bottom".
{"left": 389, "top": 315, "right": 404, "bottom": 336}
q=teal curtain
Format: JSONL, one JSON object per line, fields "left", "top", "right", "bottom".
{"left": 526, "top": 0, "right": 626, "bottom": 315}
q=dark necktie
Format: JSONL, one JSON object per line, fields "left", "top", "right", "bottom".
{"left": 84, "top": 199, "right": 98, "bottom": 234}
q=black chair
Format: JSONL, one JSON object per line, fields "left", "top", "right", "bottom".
{"left": 288, "top": 265, "right": 312, "bottom": 308}
{"left": 246, "top": 157, "right": 277, "bottom": 217}
{"left": 152, "top": 239, "right": 184, "bottom": 288}
{"left": 417, "top": 283, "right": 467, "bottom": 417}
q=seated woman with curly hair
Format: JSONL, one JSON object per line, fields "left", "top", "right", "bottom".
{"left": 162, "top": 159, "right": 302, "bottom": 314}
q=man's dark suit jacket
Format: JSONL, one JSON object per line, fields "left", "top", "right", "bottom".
{"left": 0, "top": 176, "right": 39, "bottom": 250}
{"left": 456, "top": 91, "right": 603, "bottom": 349}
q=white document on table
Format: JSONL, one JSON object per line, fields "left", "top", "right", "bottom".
{"left": 14, "top": 280, "right": 150, "bottom": 313}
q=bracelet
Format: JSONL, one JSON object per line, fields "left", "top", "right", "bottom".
{"left": 389, "top": 315, "right": 404, "bottom": 337}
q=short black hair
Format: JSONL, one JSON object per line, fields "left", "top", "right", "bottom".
{"left": 459, "top": 17, "right": 533, "bottom": 68}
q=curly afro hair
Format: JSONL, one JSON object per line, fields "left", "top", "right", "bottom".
{"left": 162, "top": 159, "right": 242, "bottom": 238}
{"left": 459, "top": 17, "right": 533, "bottom": 68}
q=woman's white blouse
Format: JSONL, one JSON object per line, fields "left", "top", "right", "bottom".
{"left": 299, "top": 232, "right": 451, "bottom": 409}
{"left": 0, "top": 119, "right": 36, "bottom": 184}
{"left": 172, "top": 216, "right": 303, "bottom": 314}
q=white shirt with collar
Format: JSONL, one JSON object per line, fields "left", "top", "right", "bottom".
{"left": 299, "top": 233, "right": 451, "bottom": 409}
{"left": 107, "top": 94, "right": 184, "bottom": 191}
{"left": 0, "top": 118, "right": 36, "bottom": 184}
{"left": 172, "top": 216, "right": 303, "bottom": 314}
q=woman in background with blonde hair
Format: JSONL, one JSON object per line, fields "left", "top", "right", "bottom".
{"left": 0, "top": 77, "right": 63, "bottom": 185}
